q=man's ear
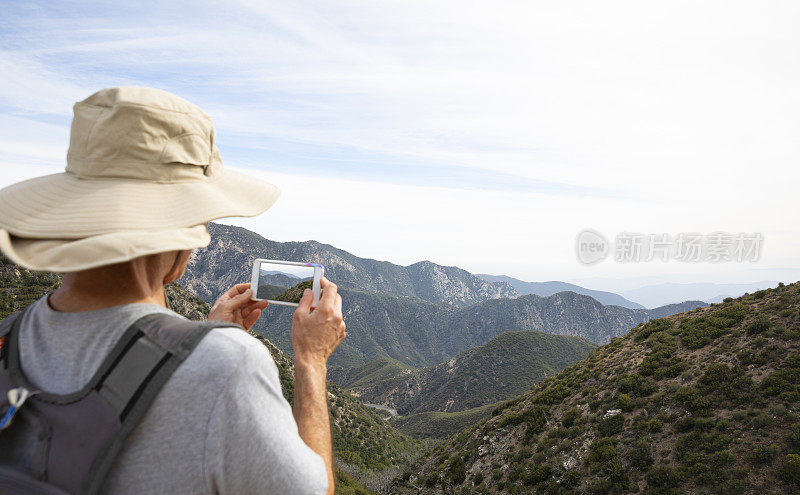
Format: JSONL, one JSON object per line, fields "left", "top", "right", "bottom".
{"left": 163, "top": 249, "right": 193, "bottom": 285}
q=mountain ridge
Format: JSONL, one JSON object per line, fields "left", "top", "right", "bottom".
{"left": 184, "top": 223, "right": 519, "bottom": 308}
{"left": 478, "top": 274, "right": 645, "bottom": 310}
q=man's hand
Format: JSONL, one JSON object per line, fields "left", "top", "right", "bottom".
{"left": 291, "top": 277, "right": 346, "bottom": 367}
{"left": 290, "top": 277, "right": 345, "bottom": 495}
{"left": 209, "top": 283, "right": 269, "bottom": 330}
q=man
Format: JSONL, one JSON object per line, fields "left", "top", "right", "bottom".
{"left": 0, "top": 87, "right": 345, "bottom": 494}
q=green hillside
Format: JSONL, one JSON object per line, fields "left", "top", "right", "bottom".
{"left": 392, "top": 404, "right": 497, "bottom": 440}
{"left": 0, "top": 255, "right": 61, "bottom": 318}
{"left": 341, "top": 330, "right": 597, "bottom": 416}
{"left": 396, "top": 282, "right": 800, "bottom": 494}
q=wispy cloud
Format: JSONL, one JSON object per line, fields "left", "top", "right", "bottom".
{"left": 1, "top": 0, "right": 798, "bottom": 279}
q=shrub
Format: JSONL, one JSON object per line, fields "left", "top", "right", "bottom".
{"left": 746, "top": 316, "right": 771, "bottom": 335}
{"left": 751, "top": 444, "right": 780, "bottom": 465}
{"left": 562, "top": 407, "right": 581, "bottom": 428}
{"left": 635, "top": 318, "right": 674, "bottom": 341}
{"left": 679, "top": 304, "right": 747, "bottom": 349}
{"left": 675, "top": 430, "right": 731, "bottom": 458}
{"left": 606, "top": 458, "right": 629, "bottom": 486}
{"left": 751, "top": 412, "right": 772, "bottom": 429}
{"left": 524, "top": 464, "right": 551, "bottom": 486}
{"left": 627, "top": 440, "right": 654, "bottom": 470}
{"left": 617, "top": 373, "right": 657, "bottom": 397}
{"left": 597, "top": 414, "right": 624, "bottom": 437}
{"left": 498, "top": 405, "right": 548, "bottom": 432}
{"left": 779, "top": 454, "right": 800, "bottom": 487}
{"left": 617, "top": 394, "right": 633, "bottom": 412}
{"left": 562, "top": 470, "right": 579, "bottom": 487}
{"left": 587, "top": 478, "right": 613, "bottom": 494}
{"left": 639, "top": 334, "right": 688, "bottom": 378}
{"left": 788, "top": 424, "right": 800, "bottom": 453}
{"left": 674, "top": 416, "right": 695, "bottom": 433}
{"left": 534, "top": 383, "right": 570, "bottom": 405}
{"left": 491, "top": 397, "right": 522, "bottom": 417}
{"left": 761, "top": 371, "right": 798, "bottom": 397}
{"left": 646, "top": 466, "right": 682, "bottom": 488}
{"left": 674, "top": 386, "right": 711, "bottom": 415}
{"left": 587, "top": 437, "right": 617, "bottom": 464}
{"left": 446, "top": 456, "right": 467, "bottom": 485}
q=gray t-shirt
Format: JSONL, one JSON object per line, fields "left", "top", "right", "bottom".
{"left": 14, "top": 296, "right": 328, "bottom": 494}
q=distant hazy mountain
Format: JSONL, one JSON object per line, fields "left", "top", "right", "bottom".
{"left": 336, "top": 330, "right": 596, "bottom": 415}
{"left": 442, "top": 291, "right": 704, "bottom": 350}
{"left": 478, "top": 274, "right": 644, "bottom": 309}
{"left": 645, "top": 299, "right": 710, "bottom": 319}
{"left": 620, "top": 281, "right": 781, "bottom": 308}
{"left": 706, "top": 294, "right": 734, "bottom": 304}
{"left": 184, "top": 223, "right": 519, "bottom": 308}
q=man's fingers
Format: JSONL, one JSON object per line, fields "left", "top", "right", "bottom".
{"left": 295, "top": 288, "right": 313, "bottom": 317}
{"left": 228, "top": 288, "right": 254, "bottom": 308}
{"left": 319, "top": 277, "right": 338, "bottom": 307}
{"left": 243, "top": 308, "right": 262, "bottom": 329}
{"left": 224, "top": 283, "right": 252, "bottom": 299}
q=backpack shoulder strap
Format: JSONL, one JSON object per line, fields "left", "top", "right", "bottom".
{"left": 83, "top": 314, "right": 242, "bottom": 495}
{"left": 0, "top": 313, "right": 19, "bottom": 338}
{"left": 0, "top": 312, "right": 23, "bottom": 364}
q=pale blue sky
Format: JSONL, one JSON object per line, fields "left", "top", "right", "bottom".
{"left": 1, "top": 0, "right": 798, "bottom": 283}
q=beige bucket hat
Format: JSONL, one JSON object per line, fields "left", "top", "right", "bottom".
{"left": 0, "top": 86, "right": 280, "bottom": 272}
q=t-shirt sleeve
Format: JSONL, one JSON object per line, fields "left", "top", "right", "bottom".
{"left": 202, "top": 329, "right": 328, "bottom": 495}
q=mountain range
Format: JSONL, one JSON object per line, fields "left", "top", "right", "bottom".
{"left": 183, "top": 224, "right": 707, "bottom": 371}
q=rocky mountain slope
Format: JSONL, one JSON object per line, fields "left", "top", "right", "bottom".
{"left": 395, "top": 282, "right": 800, "bottom": 494}
{"left": 184, "top": 223, "right": 519, "bottom": 307}
{"left": 478, "top": 275, "right": 645, "bottom": 310}
{"left": 336, "top": 331, "right": 596, "bottom": 415}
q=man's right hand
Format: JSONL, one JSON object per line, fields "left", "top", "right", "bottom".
{"left": 290, "top": 277, "right": 345, "bottom": 495}
{"left": 291, "top": 277, "right": 346, "bottom": 367}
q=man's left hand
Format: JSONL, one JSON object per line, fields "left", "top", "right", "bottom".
{"left": 209, "top": 283, "right": 269, "bottom": 330}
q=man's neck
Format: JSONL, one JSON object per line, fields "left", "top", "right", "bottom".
{"left": 49, "top": 267, "right": 168, "bottom": 313}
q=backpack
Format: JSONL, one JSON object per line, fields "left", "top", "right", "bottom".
{"left": 0, "top": 306, "right": 240, "bottom": 495}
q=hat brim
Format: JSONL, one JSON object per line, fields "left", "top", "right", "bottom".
{"left": 0, "top": 225, "right": 211, "bottom": 273}
{"left": 0, "top": 168, "right": 280, "bottom": 239}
